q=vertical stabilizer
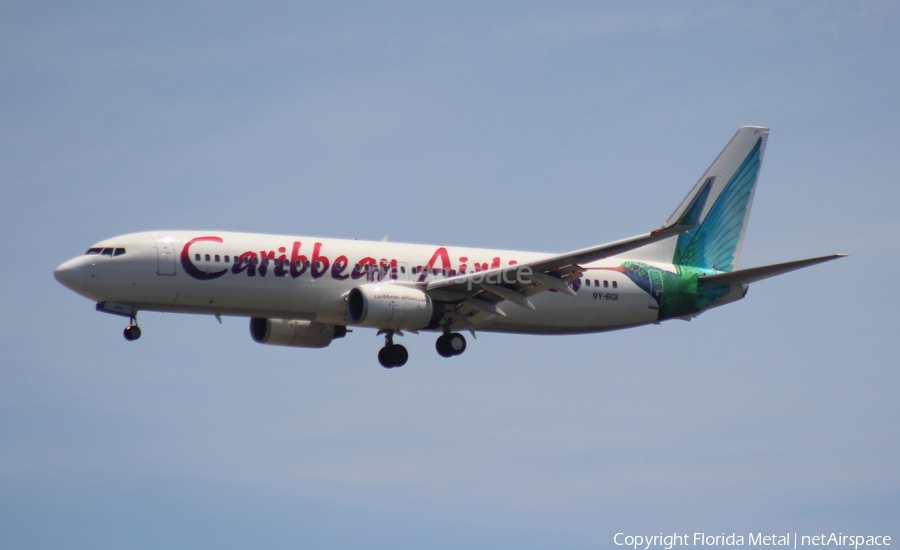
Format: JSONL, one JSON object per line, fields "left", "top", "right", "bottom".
{"left": 627, "top": 126, "right": 768, "bottom": 271}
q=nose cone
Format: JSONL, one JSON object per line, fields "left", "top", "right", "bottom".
{"left": 54, "top": 257, "right": 85, "bottom": 292}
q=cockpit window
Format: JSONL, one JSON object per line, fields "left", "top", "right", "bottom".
{"left": 85, "top": 247, "right": 125, "bottom": 257}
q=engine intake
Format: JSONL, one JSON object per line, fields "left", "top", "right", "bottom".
{"left": 250, "top": 318, "right": 346, "bottom": 348}
{"left": 347, "top": 284, "right": 433, "bottom": 329}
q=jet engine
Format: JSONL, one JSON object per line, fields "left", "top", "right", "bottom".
{"left": 250, "top": 318, "right": 346, "bottom": 348}
{"left": 347, "top": 284, "right": 433, "bottom": 329}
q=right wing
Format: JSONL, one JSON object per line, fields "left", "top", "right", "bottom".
{"left": 419, "top": 179, "right": 712, "bottom": 321}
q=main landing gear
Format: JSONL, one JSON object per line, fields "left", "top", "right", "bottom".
{"left": 376, "top": 329, "right": 467, "bottom": 368}
{"left": 123, "top": 316, "right": 141, "bottom": 341}
{"left": 436, "top": 331, "right": 466, "bottom": 358}
{"left": 378, "top": 330, "right": 408, "bottom": 369}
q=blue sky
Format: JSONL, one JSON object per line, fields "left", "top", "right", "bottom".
{"left": 2, "top": 2, "right": 898, "bottom": 548}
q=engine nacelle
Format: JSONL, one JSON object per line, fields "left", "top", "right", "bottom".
{"left": 347, "top": 284, "right": 433, "bottom": 330}
{"left": 249, "top": 318, "right": 346, "bottom": 348}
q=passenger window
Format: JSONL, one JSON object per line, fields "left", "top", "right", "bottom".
{"left": 205, "top": 254, "right": 210, "bottom": 261}
{"left": 594, "top": 280, "right": 599, "bottom": 286}
{"left": 225, "top": 255, "right": 231, "bottom": 263}
{"left": 586, "top": 280, "right": 591, "bottom": 286}
{"left": 215, "top": 255, "right": 220, "bottom": 262}
{"left": 195, "top": 254, "right": 201, "bottom": 261}
{"left": 604, "top": 281, "right": 609, "bottom": 288}
{"left": 101, "top": 248, "right": 113, "bottom": 256}
{"left": 612, "top": 281, "right": 618, "bottom": 288}
{"left": 114, "top": 248, "right": 125, "bottom": 256}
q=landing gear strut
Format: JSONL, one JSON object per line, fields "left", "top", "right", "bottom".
{"left": 377, "top": 330, "right": 408, "bottom": 369}
{"left": 123, "top": 316, "right": 141, "bottom": 341}
{"left": 436, "top": 331, "right": 466, "bottom": 358}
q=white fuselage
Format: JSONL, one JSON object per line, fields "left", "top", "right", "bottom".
{"left": 52, "top": 128, "right": 840, "bottom": 368}
{"left": 55, "top": 231, "right": 666, "bottom": 335}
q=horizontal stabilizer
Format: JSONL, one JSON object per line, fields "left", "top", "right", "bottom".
{"left": 699, "top": 254, "right": 846, "bottom": 286}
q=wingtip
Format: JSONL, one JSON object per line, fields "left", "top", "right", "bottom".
{"left": 822, "top": 253, "right": 848, "bottom": 261}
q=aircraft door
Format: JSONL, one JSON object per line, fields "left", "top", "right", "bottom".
{"left": 154, "top": 238, "right": 177, "bottom": 276}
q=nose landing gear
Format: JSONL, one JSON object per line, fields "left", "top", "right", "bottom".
{"left": 377, "top": 330, "right": 408, "bottom": 369}
{"left": 95, "top": 302, "right": 142, "bottom": 342}
{"left": 124, "top": 316, "right": 141, "bottom": 341}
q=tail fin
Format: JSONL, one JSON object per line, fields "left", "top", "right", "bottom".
{"left": 629, "top": 126, "right": 769, "bottom": 271}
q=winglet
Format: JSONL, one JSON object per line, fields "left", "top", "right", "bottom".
{"left": 673, "top": 177, "right": 713, "bottom": 228}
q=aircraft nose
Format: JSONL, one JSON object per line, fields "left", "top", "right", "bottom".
{"left": 54, "top": 257, "right": 85, "bottom": 292}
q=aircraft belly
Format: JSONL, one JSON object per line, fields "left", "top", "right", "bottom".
{"left": 488, "top": 286, "right": 658, "bottom": 333}
{"left": 171, "top": 275, "right": 346, "bottom": 320}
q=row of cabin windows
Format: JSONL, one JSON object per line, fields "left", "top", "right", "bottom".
{"left": 198, "top": 253, "right": 232, "bottom": 263}
{"left": 192, "top": 253, "right": 455, "bottom": 276}
{"left": 186, "top": 254, "right": 619, "bottom": 287}
{"left": 77, "top": 246, "right": 620, "bottom": 290}
{"left": 194, "top": 253, "right": 405, "bottom": 273}
{"left": 86, "top": 247, "right": 126, "bottom": 257}
{"left": 584, "top": 278, "right": 617, "bottom": 288}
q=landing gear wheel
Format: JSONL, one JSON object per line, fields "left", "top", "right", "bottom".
{"left": 124, "top": 325, "right": 141, "bottom": 341}
{"left": 436, "top": 333, "right": 466, "bottom": 357}
{"left": 436, "top": 335, "right": 454, "bottom": 357}
{"left": 448, "top": 333, "right": 466, "bottom": 355}
{"left": 378, "top": 344, "right": 409, "bottom": 368}
{"left": 378, "top": 346, "right": 394, "bottom": 368}
{"left": 390, "top": 344, "right": 408, "bottom": 367}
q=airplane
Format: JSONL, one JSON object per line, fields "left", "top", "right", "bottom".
{"left": 54, "top": 126, "right": 843, "bottom": 368}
